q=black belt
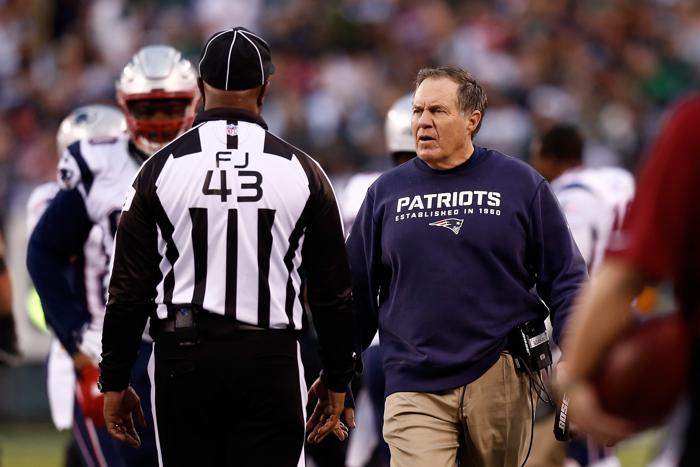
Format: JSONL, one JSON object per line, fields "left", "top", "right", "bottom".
{"left": 153, "top": 317, "right": 265, "bottom": 333}
{"left": 151, "top": 305, "right": 267, "bottom": 340}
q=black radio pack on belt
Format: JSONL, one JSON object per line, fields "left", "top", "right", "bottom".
{"left": 153, "top": 305, "right": 273, "bottom": 345}
{"left": 509, "top": 319, "right": 552, "bottom": 374}
{"left": 171, "top": 306, "right": 199, "bottom": 346}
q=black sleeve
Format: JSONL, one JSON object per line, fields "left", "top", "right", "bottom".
{"left": 26, "top": 189, "right": 92, "bottom": 355}
{"left": 99, "top": 167, "right": 162, "bottom": 392}
{"left": 301, "top": 161, "right": 360, "bottom": 392}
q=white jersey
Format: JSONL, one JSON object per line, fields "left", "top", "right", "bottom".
{"left": 338, "top": 171, "right": 382, "bottom": 347}
{"left": 550, "top": 166, "right": 635, "bottom": 273}
{"left": 26, "top": 181, "right": 112, "bottom": 428}
{"left": 27, "top": 182, "right": 110, "bottom": 328}
{"left": 109, "top": 110, "right": 353, "bottom": 335}
{"left": 28, "top": 136, "right": 146, "bottom": 428}
{"left": 338, "top": 172, "right": 382, "bottom": 233}
{"left": 58, "top": 134, "right": 146, "bottom": 357}
{"left": 59, "top": 135, "right": 141, "bottom": 235}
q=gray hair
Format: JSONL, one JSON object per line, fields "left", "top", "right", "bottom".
{"left": 415, "top": 66, "right": 488, "bottom": 135}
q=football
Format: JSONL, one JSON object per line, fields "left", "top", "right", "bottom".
{"left": 593, "top": 313, "right": 690, "bottom": 429}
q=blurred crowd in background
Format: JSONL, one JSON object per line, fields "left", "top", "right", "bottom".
{"left": 1, "top": 0, "right": 700, "bottom": 360}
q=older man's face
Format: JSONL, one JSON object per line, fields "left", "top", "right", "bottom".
{"left": 411, "top": 77, "right": 472, "bottom": 168}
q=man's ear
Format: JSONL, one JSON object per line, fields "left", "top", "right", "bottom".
{"left": 257, "top": 81, "right": 270, "bottom": 108}
{"left": 466, "top": 110, "right": 482, "bottom": 135}
{"left": 197, "top": 78, "right": 206, "bottom": 108}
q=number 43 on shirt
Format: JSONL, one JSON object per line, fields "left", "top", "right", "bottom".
{"left": 202, "top": 151, "right": 263, "bottom": 202}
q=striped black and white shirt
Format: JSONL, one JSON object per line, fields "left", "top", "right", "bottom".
{"left": 100, "top": 108, "right": 357, "bottom": 392}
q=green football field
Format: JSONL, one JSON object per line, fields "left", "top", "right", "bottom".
{"left": 617, "top": 429, "right": 665, "bottom": 467}
{"left": 0, "top": 423, "right": 70, "bottom": 467}
{"left": 0, "top": 421, "right": 663, "bottom": 466}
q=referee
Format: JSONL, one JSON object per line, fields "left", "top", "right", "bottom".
{"left": 99, "top": 27, "right": 359, "bottom": 467}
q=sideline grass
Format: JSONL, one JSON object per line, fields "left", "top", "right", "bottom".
{"left": 0, "top": 421, "right": 665, "bottom": 467}
{"left": 0, "top": 422, "right": 69, "bottom": 467}
{"left": 616, "top": 428, "right": 665, "bottom": 467}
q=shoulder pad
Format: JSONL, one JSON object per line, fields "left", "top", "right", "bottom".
{"left": 57, "top": 149, "right": 83, "bottom": 190}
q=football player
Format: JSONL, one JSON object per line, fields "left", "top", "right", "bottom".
{"left": 531, "top": 124, "right": 634, "bottom": 275}
{"left": 339, "top": 94, "right": 415, "bottom": 232}
{"left": 530, "top": 123, "right": 635, "bottom": 467}
{"left": 27, "top": 45, "right": 199, "bottom": 466}
{"left": 26, "top": 103, "right": 126, "bottom": 466}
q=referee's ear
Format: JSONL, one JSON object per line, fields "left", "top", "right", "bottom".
{"left": 257, "top": 81, "right": 269, "bottom": 109}
{"left": 197, "top": 78, "right": 206, "bottom": 109}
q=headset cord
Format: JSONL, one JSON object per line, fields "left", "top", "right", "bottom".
{"left": 513, "top": 353, "right": 556, "bottom": 407}
{"left": 520, "top": 376, "right": 535, "bottom": 467}
{"left": 456, "top": 355, "right": 555, "bottom": 467}
{"left": 457, "top": 366, "right": 538, "bottom": 467}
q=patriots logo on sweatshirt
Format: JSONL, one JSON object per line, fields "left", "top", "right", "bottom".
{"left": 429, "top": 218, "right": 464, "bottom": 235}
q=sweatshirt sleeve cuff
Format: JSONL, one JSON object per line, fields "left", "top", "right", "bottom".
{"left": 320, "top": 369, "right": 353, "bottom": 393}
{"left": 97, "top": 367, "right": 130, "bottom": 393}
{"left": 63, "top": 338, "right": 80, "bottom": 357}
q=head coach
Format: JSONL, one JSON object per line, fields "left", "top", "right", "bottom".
{"left": 98, "top": 27, "right": 359, "bottom": 467}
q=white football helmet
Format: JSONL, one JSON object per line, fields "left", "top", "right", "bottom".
{"left": 56, "top": 104, "right": 127, "bottom": 156}
{"left": 116, "top": 45, "right": 200, "bottom": 155}
{"left": 385, "top": 94, "right": 415, "bottom": 154}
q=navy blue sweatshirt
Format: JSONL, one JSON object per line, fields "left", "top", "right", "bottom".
{"left": 347, "top": 146, "right": 587, "bottom": 396}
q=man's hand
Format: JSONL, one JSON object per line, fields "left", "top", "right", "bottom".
{"left": 306, "top": 377, "right": 350, "bottom": 443}
{"left": 72, "top": 351, "right": 94, "bottom": 371}
{"left": 78, "top": 326, "right": 103, "bottom": 363}
{"left": 556, "top": 361, "right": 636, "bottom": 445}
{"left": 564, "top": 379, "right": 636, "bottom": 446}
{"left": 342, "top": 405, "right": 356, "bottom": 433}
{"left": 104, "top": 386, "right": 146, "bottom": 448}
{"left": 77, "top": 364, "right": 105, "bottom": 426}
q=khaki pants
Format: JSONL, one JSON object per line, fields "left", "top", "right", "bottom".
{"left": 383, "top": 353, "right": 531, "bottom": 467}
{"left": 528, "top": 414, "right": 566, "bottom": 467}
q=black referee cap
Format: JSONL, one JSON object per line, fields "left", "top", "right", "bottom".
{"left": 198, "top": 27, "right": 275, "bottom": 91}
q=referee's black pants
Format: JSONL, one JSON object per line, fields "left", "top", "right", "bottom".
{"left": 150, "top": 324, "right": 306, "bottom": 467}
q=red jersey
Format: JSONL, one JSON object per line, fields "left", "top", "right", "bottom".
{"left": 614, "top": 95, "right": 700, "bottom": 322}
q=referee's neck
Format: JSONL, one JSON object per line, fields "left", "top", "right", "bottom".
{"left": 203, "top": 98, "right": 260, "bottom": 114}
{"left": 200, "top": 80, "right": 266, "bottom": 115}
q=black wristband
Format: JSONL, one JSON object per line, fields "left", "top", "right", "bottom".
{"left": 97, "top": 376, "right": 129, "bottom": 393}
{"left": 97, "top": 361, "right": 130, "bottom": 393}
{"left": 344, "top": 385, "right": 355, "bottom": 409}
{"left": 320, "top": 369, "right": 349, "bottom": 393}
